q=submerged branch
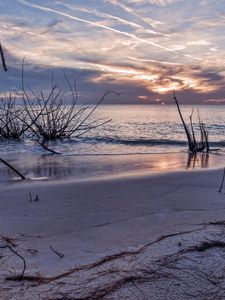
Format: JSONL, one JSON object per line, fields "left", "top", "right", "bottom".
{"left": 0, "top": 158, "right": 25, "bottom": 180}
{"left": 173, "top": 91, "right": 209, "bottom": 153}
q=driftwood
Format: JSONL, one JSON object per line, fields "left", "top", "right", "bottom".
{"left": 0, "top": 237, "right": 26, "bottom": 280}
{"left": 174, "top": 91, "right": 209, "bottom": 153}
{"left": 6, "top": 223, "right": 225, "bottom": 300}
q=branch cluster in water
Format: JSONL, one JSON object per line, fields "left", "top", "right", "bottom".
{"left": 0, "top": 61, "right": 119, "bottom": 154}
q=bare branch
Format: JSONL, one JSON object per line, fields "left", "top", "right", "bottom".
{"left": 49, "top": 245, "right": 65, "bottom": 259}
{"left": 0, "top": 158, "right": 26, "bottom": 180}
{"left": 0, "top": 42, "right": 7, "bottom": 72}
{"left": 0, "top": 243, "right": 26, "bottom": 280}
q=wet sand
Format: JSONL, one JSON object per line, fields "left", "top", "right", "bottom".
{"left": 0, "top": 151, "right": 224, "bottom": 182}
{"left": 1, "top": 165, "right": 225, "bottom": 299}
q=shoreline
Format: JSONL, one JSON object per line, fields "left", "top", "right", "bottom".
{"left": 2, "top": 163, "right": 224, "bottom": 189}
{"left": 0, "top": 151, "right": 224, "bottom": 183}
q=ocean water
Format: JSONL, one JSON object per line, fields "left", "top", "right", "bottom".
{"left": 1, "top": 104, "right": 225, "bottom": 181}
{"left": 0, "top": 104, "right": 225, "bottom": 155}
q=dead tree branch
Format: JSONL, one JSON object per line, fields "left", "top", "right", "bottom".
{"left": 0, "top": 94, "right": 27, "bottom": 139}
{"left": 0, "top": 42, "right": 7, "bottom": 72}
{"left": 174, "top": 91, "right": 209, "bottom": 153}
{"left": 174, "top": 91, "right": 196, "bottom": 152}
{"left": 20, "top": 64, "right": 119, "bottom": 153}
{"left": 0, "top": 59, "right": 119, "bottom": 155}
{"left": 0, "top": 157, "right": 25, "bottom": 180}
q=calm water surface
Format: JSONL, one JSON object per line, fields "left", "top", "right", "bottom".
{"left": 1, "top": 105, "right": 225, "bottom": 181}
{"left": 1, "top": 104, "right": 225, "bottom": 155}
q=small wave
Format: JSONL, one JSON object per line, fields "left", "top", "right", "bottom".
{"left": 79, "top": 137, "right": 188, "bottom": 147}
{"left": 210, "top": 141, "right": 225, "bottom": 147}
{"left": 77, "top": 137, "right": 225, "bottom": 148}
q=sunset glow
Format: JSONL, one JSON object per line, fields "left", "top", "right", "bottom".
{"left": 0, "top": 0, "right": 225, "bottom": 104}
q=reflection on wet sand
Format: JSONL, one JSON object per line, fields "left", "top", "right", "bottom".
{"left": 0, "top": 152, "right": 223, "bottom": 183}
{"left": 186, "top": 153, "right": 209, "bottom": 169}
{"left": 31, "top": 156, "right": 76, "bottom": 179}
{"left": 0, "top": 156, "right": 75, "bottom": 182}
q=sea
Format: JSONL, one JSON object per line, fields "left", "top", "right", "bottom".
{"left": 0, "top": 105, "right": 225, "bottom": 181}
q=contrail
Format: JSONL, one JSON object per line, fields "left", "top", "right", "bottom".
{"left": 58, "top": 3, "right": 170, "bottom": 37}
{"left": 17, "top": 0, "right": 174, "bottom": 52}
{"left": 62, "top": 3, "right": 143, "bottom": 30}
{"left": 127, "top": 56, "right": 182, "bottom": 66}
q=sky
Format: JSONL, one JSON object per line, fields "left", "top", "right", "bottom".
{"left": 0, "top": 0, "right": 225, "bottom": 104}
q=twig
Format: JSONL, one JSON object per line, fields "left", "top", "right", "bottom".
{"left": 49, "top": 245, "right": 64, "bottom": 259}
{"left": 29, "top": 192, "right": 40, "bottom": 202}
{"left": 39, "top": 139, "right": 61, "bottom": 155}
{"left": 218, "top": 167, "right": 225, "bottom": 193}
{"left": 29, "top": 192, "right": 32, "bottom": 202}
{"left": 0, "top": 235, "right": 16, "bottom": 247}
{"left": 0, "top": 244, "right": 26, "bottom": 280}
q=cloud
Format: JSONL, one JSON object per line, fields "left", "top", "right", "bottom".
{"left": 0, "top": 0, "right": 224, "bottom": 104}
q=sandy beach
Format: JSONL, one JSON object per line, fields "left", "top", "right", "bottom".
{"left": 1, "top": 0, "right": 225, "bottom": 298}
{"left": 1, "top": 157, "right": 225, "bottom": 299}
